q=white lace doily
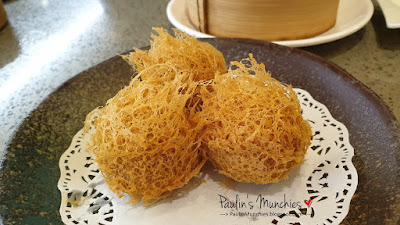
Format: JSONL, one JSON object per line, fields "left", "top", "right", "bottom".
{"left": 58, "top": 88, "right": 358, "bottom": 225}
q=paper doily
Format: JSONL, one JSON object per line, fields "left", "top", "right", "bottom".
{"left": 58, "top": 88, "right": 358, "bottom": 225}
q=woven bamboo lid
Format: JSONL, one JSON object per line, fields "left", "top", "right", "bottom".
{"left": 187, "top": 0, "right": 339, "bottom": 41}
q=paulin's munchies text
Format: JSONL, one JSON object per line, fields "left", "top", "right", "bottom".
{"left": 218, "top": 194, "right": 302, "bottom": 210}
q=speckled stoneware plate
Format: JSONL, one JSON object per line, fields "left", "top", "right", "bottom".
{"left": 0, "top": 39, "right": 399, "bottom": 225}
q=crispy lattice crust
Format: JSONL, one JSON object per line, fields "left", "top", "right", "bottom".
{"left": 122, "top": 28, "right": 226, "bottom": 82}
{"left": 198, "top": 54, "right": 312, "bottom": 184}
{"left": 85, "top": 72, "right": 207, "bottom": 205}
{"left": 83, "top": 28, "right": 226, "bottom": 205}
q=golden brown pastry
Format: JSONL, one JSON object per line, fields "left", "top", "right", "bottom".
{"left": 198, "top": 54, "right": 312, "bottom": 184}
{"left": 84, "top": 28, "right": 226, "bottom": 205}
{"left": 123, "top": 27, "right": 226, "bottom": 82}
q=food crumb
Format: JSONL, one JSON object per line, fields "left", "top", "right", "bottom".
{"left": 66, "top": 200, "right": 79, "bottom": 206}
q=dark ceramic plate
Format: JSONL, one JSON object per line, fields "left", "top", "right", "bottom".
{"left": 0, "top": 39, "right": 399, "bottom": 225}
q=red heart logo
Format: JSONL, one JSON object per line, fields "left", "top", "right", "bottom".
{"left": 304, "top": 199, "right": 312, "bottom": 207}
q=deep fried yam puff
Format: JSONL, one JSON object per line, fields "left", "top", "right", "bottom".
{"left": 84, "top": 68, "right": 206, "bottom": 205}
{"left": 199, "top": 54, "right": 312, "bottom": 184}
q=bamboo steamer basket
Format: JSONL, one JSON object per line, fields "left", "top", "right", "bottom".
{"left": 187, "top": 0, "right": 339, "bottom": 41}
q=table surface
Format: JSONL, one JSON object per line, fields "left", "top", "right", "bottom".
{"left": 0, "top": 0, "right": 399, "bottom": 224}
